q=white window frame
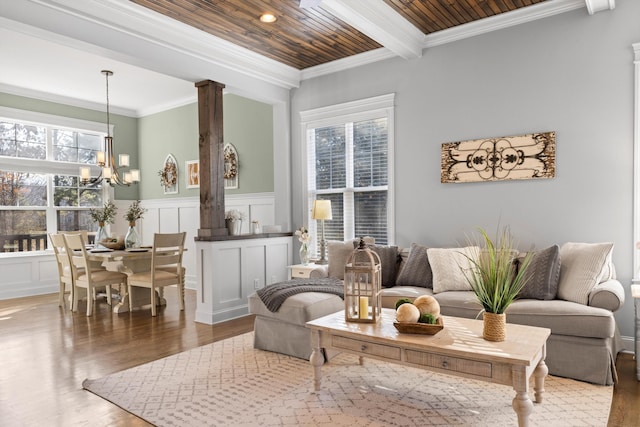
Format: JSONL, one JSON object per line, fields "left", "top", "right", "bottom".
{"left": 300, "top": 93, "right": 395, "bottom": 253}
{"left": 0, "top": 106, "right": 112, "bottom": 253}
{"left": 633, "top": 43, "right": 640, "bottom": 277}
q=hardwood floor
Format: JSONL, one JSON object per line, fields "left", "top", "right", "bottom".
{"left": 0, "top": 289, "right": 638, "bottom": 426}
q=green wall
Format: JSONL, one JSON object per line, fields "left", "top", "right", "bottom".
{"left": 0, "top": 92, "right": 139, "bottom": 200}
{"left": 137, "top": 93, "right": 274, "bottom": 199}
{"left": 0, "top": 92, "right": 274, "bottom": 201}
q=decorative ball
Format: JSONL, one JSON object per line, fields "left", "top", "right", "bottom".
{"left": 413, "top": 295, "right": 440, "bottom": 319}
{"left": 396, "top": 303, "right": 420, "bottom": 323}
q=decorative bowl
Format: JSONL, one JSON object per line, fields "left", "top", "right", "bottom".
{"left": 99, "top": 236, "right": 124, "bottom": 250}
{"left": 393, "top": 316, "right": 444, "bottom": 335}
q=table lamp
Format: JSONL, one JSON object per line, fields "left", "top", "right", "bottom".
{"left": 312, "top": 200, "right": 332, "bottom": 265}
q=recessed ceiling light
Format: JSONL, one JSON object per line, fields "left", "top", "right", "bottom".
{"left": 260, "top": 13, "right": 277, "bottom": 23}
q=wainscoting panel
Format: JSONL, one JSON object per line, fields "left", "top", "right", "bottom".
{"left": 0, "top": 193, "right": 275, "bottom": 301}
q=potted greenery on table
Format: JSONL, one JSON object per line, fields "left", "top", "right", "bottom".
{"left": 464, "top": 227, "right": 532, "bottom": 341}
{"left": 89, "top": 200, "right": 117, "bottom": 248}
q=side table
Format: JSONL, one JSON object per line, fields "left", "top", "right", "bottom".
{"left": 632, "top": 283, "right": 640, "bottom": 380}
{"left": 288, "top": 263, "right": 328, "bottom": 279}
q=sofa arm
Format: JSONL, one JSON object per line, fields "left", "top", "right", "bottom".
{"left": 588, "top": 279, "right": 625, "bottom": 312}
{"left": 308, "top": 264, "right": 329, "bottom": 278}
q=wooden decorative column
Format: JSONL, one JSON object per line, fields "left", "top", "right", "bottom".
{"left": 195, "top": 80, "right": 228, "bottom": 237}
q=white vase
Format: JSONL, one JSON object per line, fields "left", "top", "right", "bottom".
{"left": 226, "top": 219, "right": 242, "bottom": 236}
{"left": 299, "top": 243, "right": 310, "bottom": 265}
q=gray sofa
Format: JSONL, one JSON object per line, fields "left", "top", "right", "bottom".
{"left": 249, "top": 240, "right": 625, "bottom": 385}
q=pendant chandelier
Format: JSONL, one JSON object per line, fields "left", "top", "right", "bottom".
{"left": 80, "top": 70, "right": 140, "bottom": 187}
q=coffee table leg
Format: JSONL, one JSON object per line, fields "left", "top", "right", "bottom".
{"left": 310, "top": 330, "right": 323, "bottom": 391}
{"left": 512, "top": 391, "right": 534, "bottom": 427}
{"left": 533, "top": 360, "right": 548, "bottom": 403}
{"left": 512, "top": 368, "right": 533, "bottom": 427}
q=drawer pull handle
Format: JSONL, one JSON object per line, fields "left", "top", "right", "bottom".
{"left": 442, "top": 361, "right": 448, "bottom": 368}
{"left": 361, "top": 345, "right": 367, "bottom": 351}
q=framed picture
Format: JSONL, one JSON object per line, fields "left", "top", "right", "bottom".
{"left": 186, "top": 160, "right": 199, "bottom": 189}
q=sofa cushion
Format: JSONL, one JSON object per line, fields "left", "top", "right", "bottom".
{"left": 368, "top": 245, "right": 399, "bottom": 288}
{"left": 517, "top": 245, "right": 561, "bottom": 300}
{"left": 557, "top": 242, "right": 614, "bottom": 305}
{"left": 395, "top": 243, "right": 432, "bottom": 288}
{"left": 327, "top": 237, "right": 374, "bottom": 280}
{"left": 505, "top": 299, "right": 615, "bottom": 339}
{"left": 248, "top": 291, "right": 343, "bottom": 326}
{"left": 381, "top": 286, "right": 434, "bottom": 308}
{"left": 428, "top": 247, "right": 477, "bottom": 293}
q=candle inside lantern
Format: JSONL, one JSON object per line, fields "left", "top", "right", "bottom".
{"left": 359, "top": 296, "right": 369, "bottom": 319}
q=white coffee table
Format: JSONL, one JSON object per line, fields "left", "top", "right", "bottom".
{"left": 307, "top": 309, "right": 551, "bottom": 427}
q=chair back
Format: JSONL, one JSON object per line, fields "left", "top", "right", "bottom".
{"left": 62, "top": 230, "right": 89, "bottom": 243}
{"left": 151, "top": 232, "right": 186, "bottom": 272}
{"left": 49, "top": 233, "right": 72, "bottom": 277}
{"left": 63, "top": 233, "right": 90, "bottom": 280}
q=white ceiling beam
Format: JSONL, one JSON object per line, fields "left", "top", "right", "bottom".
{"left": 320, "top": 0, "right": 424, "bottom": 60}
{"left": 584, "top": 0, "right": 615, "bottom": 15}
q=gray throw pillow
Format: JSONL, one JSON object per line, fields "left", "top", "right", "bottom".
{"left": 327, "top": 241, "right": 353, "bottom": 280}
{"left": 517, "top": 245, "right": 561, "bottom": 300}
{"left": 368, "top": 245, "right": 399, "bottom": 288}
{"left": 395, "top": 243, "right": 432, "bottom": 288}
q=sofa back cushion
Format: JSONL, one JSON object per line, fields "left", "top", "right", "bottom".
{"left": 517, "top": 245, "right": 561, "bottom": 300}
{"left": 428, "top": 246, "right": 477, "bottom": 293}
{"left": 369, "top": 245, "right": 400, "bottom": 288}
{"left": 557, "top": 242, "right": 614, "bottom": 305}
{"left": 395, "top": 243, "right": 432, "bottom": 288}
{"left": 327, "top": 237, "right": 375, "bottom": 280}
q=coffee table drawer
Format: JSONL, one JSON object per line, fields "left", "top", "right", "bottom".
{"left": 332, "top": 336, "right": 401, "bottom": 361}
{"left": 406, "top": 349, "right": 492, "bottom": 378}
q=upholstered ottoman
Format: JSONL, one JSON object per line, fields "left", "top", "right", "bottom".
{"left": 248, "top": 291, "right": 343, "bottom": 360}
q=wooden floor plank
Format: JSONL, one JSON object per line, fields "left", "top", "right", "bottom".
{"left": 0, "top": 290, "right": 638, "bottom": 426}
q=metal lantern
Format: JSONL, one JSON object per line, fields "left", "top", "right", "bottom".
{"left": 344, "top": 238, "right": 382, "bottom": 323}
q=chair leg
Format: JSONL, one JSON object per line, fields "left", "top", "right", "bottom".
{"left": 151, "top": 286, "right": 157, "bottom": 317}
{"left": 58, "top": 282, "right": 65, "bottom": 307}
{"left": 86, "top": 286, "right": 93, "bottom": 316}
{"left": 128, "top": 283, "right": 133, "bottom": 313}
{"left": 106, "top": 285, "right": 112, "bottom": 306}
{"left": 72, "top": 286, "right": 79, "bottom": 312}
{"left": 178, "top": 282, "right": 185, "bottom": 311}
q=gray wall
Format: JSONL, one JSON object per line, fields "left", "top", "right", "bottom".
{"left": 291, "top": 3, "right": 640, "bottom": 337}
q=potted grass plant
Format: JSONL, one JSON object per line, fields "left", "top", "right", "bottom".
{"left": 464, "top": 227, "right": 532, "bottom": 341}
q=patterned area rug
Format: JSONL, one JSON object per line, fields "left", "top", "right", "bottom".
{"left": 83, "top": 333, "right": 611, "bottom": 426}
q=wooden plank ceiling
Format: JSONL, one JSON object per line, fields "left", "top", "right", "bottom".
{"left": 130, "top": 0, "right": 548, "bottom": 70}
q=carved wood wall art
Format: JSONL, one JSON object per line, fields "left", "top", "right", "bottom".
{"left": 159, "top": 153, "right": 178, "bottom": 194}
{"left": 224, "top": 143, "right": 238, "bottom": 189}
{"left": 441, "top": 131, "right": 556, "bottom": 184}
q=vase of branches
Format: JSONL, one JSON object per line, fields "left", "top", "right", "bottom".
{"left": 89, "top": 200, "right": 117, "bottom": 248}
{"left": 124, "top": 200, "right": 146, "bottom": 249}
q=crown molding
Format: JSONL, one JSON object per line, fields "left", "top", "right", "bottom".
{"left": 424, "top": 0, "right": 586, "bottom": 49}
{"left": 0, "top": 82, "right": 137, "bottom": 117}
{"left": 301, "top": 48, "right": 396, "bottom": 81}
{"left": 10, "top": 0, "right": 301, "bottom": 90}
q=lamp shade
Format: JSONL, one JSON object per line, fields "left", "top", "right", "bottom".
{"left": 312, "top": 200, "right": 332, "bottom": 220}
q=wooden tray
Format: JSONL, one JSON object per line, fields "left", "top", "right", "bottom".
{"left": 394, "top": 316, "right": 444, "bottom": 335}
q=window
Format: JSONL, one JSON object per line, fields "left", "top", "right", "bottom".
{"left": 301, "top": 94, "right": 395, "bottom": 254}
{"left": 0, "top": 107, "right": 107, "bottom": 253}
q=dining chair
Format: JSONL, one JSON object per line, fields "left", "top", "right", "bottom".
{"left": 63, "top": 233, "right": 128, "bottom": 316}
{"left": 127, "top": 232, "right": 186, "bottom": 316}
{"left": 49, "top": 233, "right": 74, "bottom": 308}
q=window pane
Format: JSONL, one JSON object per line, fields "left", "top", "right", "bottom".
{"left": 354, "top": 118, "right": 388, "bottom": 188}
{"left": 318, "top": 194, "right": 344, "bottom": 242}
{"left": 354, "top": 191, "right": 387, "bottom": 245}
{"left": 0, "top": 121, "right": 46, "bottom": 159}
{"left": 0, "top": 171, "right": 47, "bottom": 206}
{"left": 52, "top": 129, "right": 101, "bottom": 164}
{"left": 315, "top": 126, "right": 346, "bottom": 190}
{"left": 0, "top": 210, "right": 47, "bottom": 252}
{"left": 57, "top": 210, "right": 94, "bottom": 232}
{"left": 53, "top": 175, "right": 102, "bottom": 207}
